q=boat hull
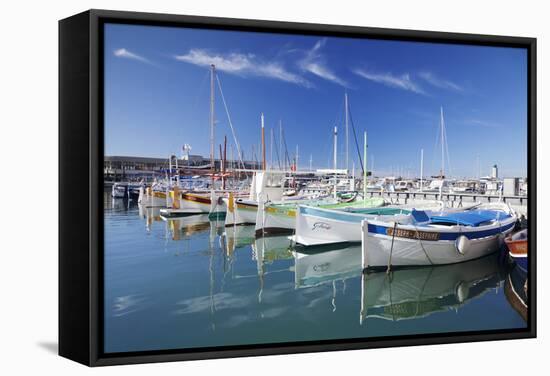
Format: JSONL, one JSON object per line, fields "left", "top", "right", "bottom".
{"left": 362, "top": 217, "right": 516, "bottom": 268}
{"left": 293, "top": 205, "right": 410, "bottom": 246}
{"left": 256, "top": 198, "right": 387, "bottom": 238}
{"left": 172, "top": 191, "right": 227, "bottom": 215}
{"left": 505, "top": 230, "right": 528, "bottom": 272}
{"left": 224, "top": 198, "right": 258, "bottom": 226}
{"left": 294, "top": 206, "right": 365, "bottom": 246}
{"left": 138, "top": 189, "right": 170, "bottom": 208}
{"left": 255, "top": 204, "right": 296, "bottom": 237}
{"left": 177, "top": 192, "right": 212, "bottom": 214}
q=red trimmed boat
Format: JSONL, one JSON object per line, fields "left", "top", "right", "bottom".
{"left": 505, "top": 229, "right": 528, "bottom": 272}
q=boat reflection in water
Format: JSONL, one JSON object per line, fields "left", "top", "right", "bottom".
{"left": 102, "top": 194, "right": 526, "bottom": 352}
{"left": 251, "top": 235, "right": 294, "bottom": 303}
{"left": 360, "top": 253, "right": 504, "bottom": 325}
{"left": 161, "top": 214, "right": 215, "bottom": 241}
{"left": 138, "top": 204, "right": 163, "bottom": 233}
{"left": 218, "top": 231, "right": 513, "bottom": 325}
{"left": 293, "top": 244, "right": 362, "bottom": 288}
{"left": 221, "top": 225, "right": 256, "bottom": 256}
{"left": 504, "top": 262, "right": 528, "bottom": 323}
{"left": 293, "top": 244, "right": 362, "bottom": 312}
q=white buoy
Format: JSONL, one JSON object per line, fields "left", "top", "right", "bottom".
{"left": 455, "top": 235, "right": 470, "bottom": 255}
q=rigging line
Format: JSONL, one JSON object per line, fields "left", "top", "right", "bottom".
{"left": 444, "top": 121, "right": 452, "bottom": 178}
{"left": 191, "top": 69, "right": 210, "bottom": 111}
{"left": 333, "top": 95, "right": 346, "bottom": 134}
{"left": 431, "top": 117, "right": 441, "bottom": 177}
{"left": 186, "top": 69, "right": 210, "bottom": 139}
{"left": 216, "top": 75, "right": 246, "bottom": 171}
{"left": 347, "top": 103, "right": 365, "bottom": 174}
{"left": 272, "top": 129, "right": 282, "bottom": 169}
{"left": 324, "top": 127, "right": 333, "bottom": 169}
{"left": 281, "top": 128, "right": 292, "bottom": 168}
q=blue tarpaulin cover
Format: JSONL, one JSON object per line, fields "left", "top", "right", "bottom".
{"left": 428, "top": 210, "right": 511, "bottom": 227}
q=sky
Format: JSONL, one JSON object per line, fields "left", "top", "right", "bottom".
{"left": 104, "top": 23, "right": 528, "bottom": 178}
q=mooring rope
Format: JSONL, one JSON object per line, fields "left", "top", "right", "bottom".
{"left": 412, "top": 223, "right": 435, "bottom": 265}
{"left": 386, "top": 222, "right": 398, "bottom": 274}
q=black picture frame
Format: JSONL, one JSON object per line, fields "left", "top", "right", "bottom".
{"left": 59, "top": 9, "right": 537, "bottom": 367}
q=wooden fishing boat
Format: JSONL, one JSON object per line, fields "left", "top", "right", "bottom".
{"left": 292, "top": 200, "right": 446, "bottom": 246}
{"left": 361, "top": 203, "right": 517, "bottom": 268}
{"left": 505, "top": 229, "right": 528, "bottom": 272}
{"left": 138, "top": 186, "right": 171, "bottom": 208}
{"left": 255, "top": 197, "right": 385, "bottom": 238}
{"left": 224, "top": 171, "right": 289, "bottom": 226}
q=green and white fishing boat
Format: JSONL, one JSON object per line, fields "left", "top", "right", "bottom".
{"left": 255, "top": 196, "right": 386, "bottom": 237}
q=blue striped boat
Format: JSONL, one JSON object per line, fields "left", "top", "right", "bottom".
{"left": 361, "top": 203, "right": 517, "bottom": 268}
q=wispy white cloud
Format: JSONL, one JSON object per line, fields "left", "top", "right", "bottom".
{"left": 419, "top": 72, "right": 463, "bottom": 92}
{"left": 175, "top": 49, "right": 311, "bottom": 87}
{"left": 298, "top": 39, "right": 348, "bottom": 87}
{"left": 113, "top": 48, "right": 153, "bottom": 65}
{"left": 353, "top": 69, "right": 425, "bottom": 94}
{"left": 463, "top": 119, "right": 501, "bottom": 128}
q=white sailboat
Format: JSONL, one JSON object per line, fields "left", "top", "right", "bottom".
{"left": 161, "top": 64, "right": 247, "bottom": 218}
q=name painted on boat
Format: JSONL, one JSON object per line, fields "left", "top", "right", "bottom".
{"left": 312, "top": 222, "right": 331, "bottom": 231}
{"left": 386, "top": 227, "right": 440, "bottom": 241}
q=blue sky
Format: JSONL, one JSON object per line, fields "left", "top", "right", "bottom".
{"left": 104, "top": 23, "right": 527, "bottom": 178}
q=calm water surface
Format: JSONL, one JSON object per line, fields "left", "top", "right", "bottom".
{"left": 104, "top": 194, "right": 526, "bottom": 353}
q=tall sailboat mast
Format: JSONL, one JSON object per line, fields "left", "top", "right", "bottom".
{"left": 261, "top": 113, "right": 266, "bottom": 170}
{"left": 333, "top": 126, "right": 338, "bottom": 199}
{"left": 279, "top": 120, "right": 283, "bottom": 172}
{"left": 345, "top": 92, "right": 349, "bottom": 172}
{"left": 363, "top": 131, "right": 367, "bottom": 202}
{"left": 440, "top": 106, "right": 445, "bottom": 178}
{"left": 333, "top": 126, "right": 338, "bottom": 170}
{"left": 420, "top": 148, "right": 424, "bottom": 192}
{"left": 270, "top": 128, "right": 274, "bottom": 170}
{"left": 210, "top": 64, "right": 216, "bottom": 184}
{"left": 295, "top": 145, "right": 299, "bottom": 171}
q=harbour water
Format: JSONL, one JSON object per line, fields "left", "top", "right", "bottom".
{"left": 104, "top": 192, "right": 527, "bottom": 354}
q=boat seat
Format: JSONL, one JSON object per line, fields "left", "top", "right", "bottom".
{"left": 411, "top": 209, "right": 431, "bottom": 224}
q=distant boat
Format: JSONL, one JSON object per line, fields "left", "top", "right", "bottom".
{"left": 505, "top": 229, "right": 528, "bottom": 272}
{"left": 111, "top": 183, "right": 127, "bottom": 199}
{"left": 138, "top": 184, "right": 171, "bottom": 208}
{"left": 362, "top": 203, "right": 517, "bottom": 268}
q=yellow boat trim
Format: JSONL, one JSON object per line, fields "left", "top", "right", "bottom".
{"left": 266, "top": 206, "right": 296, "bottom": 218}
